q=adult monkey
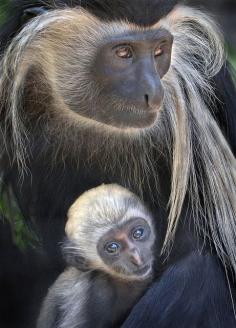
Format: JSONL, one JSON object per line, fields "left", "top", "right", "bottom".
{"left": 0, "top": 0, "right": 236, "bottom": 327}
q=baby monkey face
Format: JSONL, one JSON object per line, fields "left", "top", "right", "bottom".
{"left": 97, "top": 217, "right": 155, "bottom": 280}
{"left": 65, "top": 184, "right": 155, "bottom": 280}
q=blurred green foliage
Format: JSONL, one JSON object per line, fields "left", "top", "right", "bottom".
{"left": 229, "top": 50, "right": 236, "bottom": 69}
{"left": 0, "top": 0, "right": 11, "bottom": 25}
{"left": 0, "top": 189, "right": 38, "bottom": 250}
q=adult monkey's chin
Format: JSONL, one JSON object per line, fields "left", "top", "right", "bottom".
{"left": 89, "top": 108, "right": 161, "bottom": 130}
{"left": 113, "top": 109, "right": 160, "bottom": 129}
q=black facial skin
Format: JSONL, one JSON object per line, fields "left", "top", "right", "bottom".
{"left": 74, "top": 28, "right": 173, "bottom": 130}
{"left": 90, "top": 29, "right": 173, "bottom": 129}
{"left": 97, "top": 217, "right": 155, "bottom": 279}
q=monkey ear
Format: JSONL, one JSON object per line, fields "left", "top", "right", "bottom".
{"left": 65, "top": 253, "right": 91, "bottom": 272}
{"left": 62, "top": 239, "right": 91, "bottom": 272}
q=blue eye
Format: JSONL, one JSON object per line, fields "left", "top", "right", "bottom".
{"left": 105, "top": 242, "right": 120, "bottom": 254}
{"left": 132, "top": 227, "right": 145, "bottom": 240}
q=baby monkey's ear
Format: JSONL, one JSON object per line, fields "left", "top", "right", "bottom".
{"left": 62, "top": 239, "right": 91, "bottom": 272}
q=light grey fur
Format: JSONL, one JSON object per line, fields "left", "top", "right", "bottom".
{"left": 37, "top": 268, "right": 90, "bottom": 328}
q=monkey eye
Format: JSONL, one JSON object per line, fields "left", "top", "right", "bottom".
{"left": 154, "top": 47, "right": 163, "bottom": 57}
{"left": 105, "top": 242, "right": 120, "bottom": 254}
{"left": 115, "top": 46, "right": 133, "bottom": 59}
{"left": 132, "top": 227, "right": 145, "bottom": 240}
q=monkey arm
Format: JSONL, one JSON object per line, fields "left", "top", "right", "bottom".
{"left": 122, "top": 252, "right": 235, "bottom": 328}
{"left": 37, "top": 268, "right": 84, "bottom": 328}
{"left": 37, "top": 283, "right": 61, "bottom": 328}
{"left": 37, "top": 268, "right": 117, "bottom": 328}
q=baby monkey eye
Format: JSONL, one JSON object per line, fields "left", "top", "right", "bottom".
{"left": 105, "top": 242, "right": 120, "bottom": 254}
{"left": 116, "top": 46, "right": 133, "bottom": 59}
{"left": 132, "top": 227, "right": 145, "bottom": 240}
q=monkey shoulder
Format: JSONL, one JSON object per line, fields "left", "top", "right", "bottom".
{"left": 50, "top": 267, "right": 90, "bottom": 301}
{"left": 37, "top": 267, "right": 94, "bottom": 328}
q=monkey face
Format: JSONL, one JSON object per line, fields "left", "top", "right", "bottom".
{"left": 58, "top": 29, "right": 173, "bottom": 130}
{"left": 45, "top": 11, "right": 173, "bottom": 132}
{"left": 89, "top": 29, "right": 173, "bottom": 129}
{"left": 66, "top": 184, "right": 156, "bottom": 280}
{"left": 97, "top": 217, "right": 155, "bottom": 280}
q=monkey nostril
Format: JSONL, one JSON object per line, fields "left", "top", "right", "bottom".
{"left": 147, "top": 86, "right": 164, "bottom": 109}
{"left": 144, "top": 94, "right": 149, "bottom": 107}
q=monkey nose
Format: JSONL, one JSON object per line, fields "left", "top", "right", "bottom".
{"left": 144, "top": 85, "right": 164, "bottom": 109}
{"left": 130, "top": 249, "right": 143, "bottom": 267}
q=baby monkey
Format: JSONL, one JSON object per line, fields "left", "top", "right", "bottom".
{"left": 37, "top": 184, "right": 155, "bottom": 328}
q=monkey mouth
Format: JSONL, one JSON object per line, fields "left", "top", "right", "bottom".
{"left": 110, "top": 108, "right": 160, "bottom": 129}
{"left": 134, "top": 264, "right": 152, "bottom": 278}
{"left": 120, "top": 106, "right": 159, "bottom": 117}
{"left": 78, "top": 103, "right": 161, "bottom": 130}
{"left": 124, "top": 107, "right": 158, "bottom": 115}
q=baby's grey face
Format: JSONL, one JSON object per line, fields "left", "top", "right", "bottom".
{"left": 97, "top": 217, "right": 155, "bottom": 280}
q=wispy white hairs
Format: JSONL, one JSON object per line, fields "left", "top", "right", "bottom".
{"left": 159, "top": 7, "right": 236, "bottom": 271}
